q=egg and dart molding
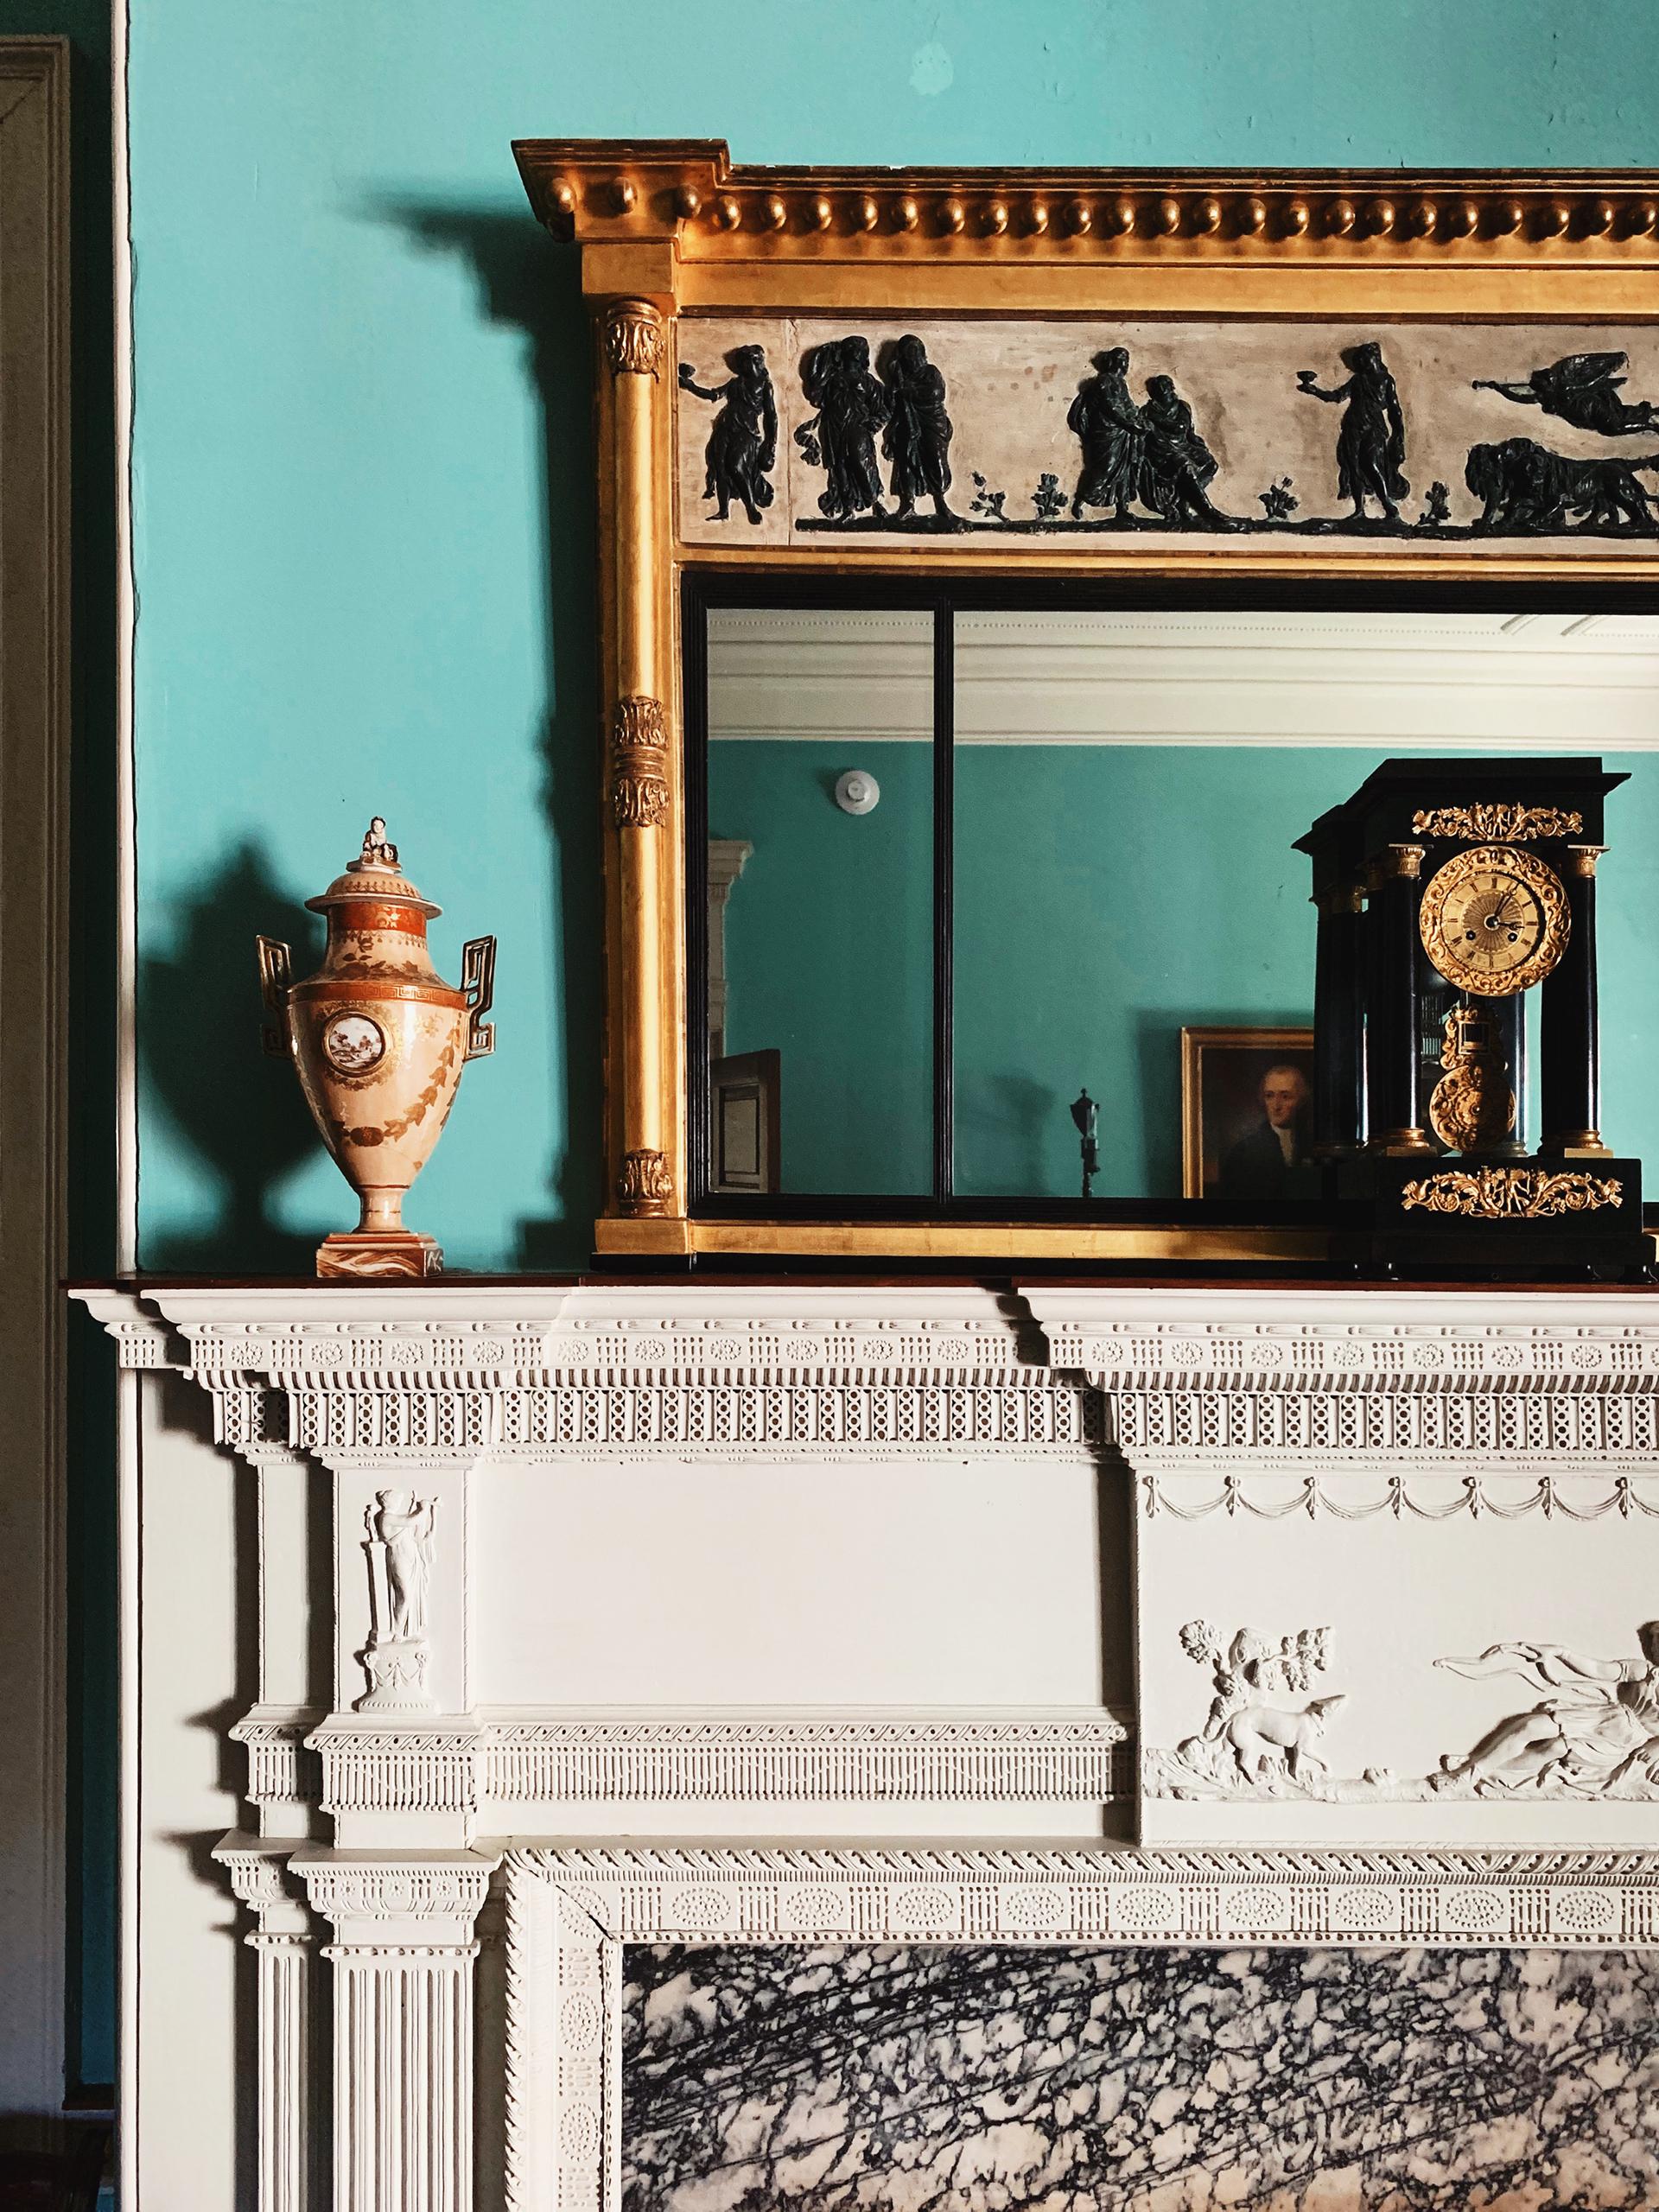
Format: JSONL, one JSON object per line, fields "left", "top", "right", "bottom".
{"left": 256, "top": 760, "right": 1637, "bottom": 1278}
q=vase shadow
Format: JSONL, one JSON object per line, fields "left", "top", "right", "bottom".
{"left": 137, "top": 837, "right": 326, "bottom": 1272}
{"left": 353, "top": 192, "right": 603, "bottom": 1274}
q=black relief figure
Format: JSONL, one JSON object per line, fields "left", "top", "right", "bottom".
{"left": 1139, "top": 373, "right": 1236, "bottom": 529}
{"left": 1465, "top": 438, "right": 1659, "bottom": 534}
{"left": 879, "top": 334, "right": 962, "bottom": 524}
{"left": 1067, "top": 347, "right": 1145, "bottom": 521}
{"left": 1473, "top": 351, "right": 1659, "bottom": 439}
{"left": 799, "top": 336, "right": 889, "bottom": 521}
{"left": 677, "top": 346, "right": 777, "bottom": 524}
{"left": 1296, "top": 342, "right": 1408, "bottom": 523}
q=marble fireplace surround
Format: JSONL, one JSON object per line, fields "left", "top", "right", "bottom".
{"left": 80, "top": 1280, "right": 1659, "bottom": 2212}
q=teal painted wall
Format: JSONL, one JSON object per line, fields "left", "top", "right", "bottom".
{"left": 711, "top": 741, "right": 934, "bottom": 1194}
{"left": 716, "top": 743, "right": 1659, "bottom": 1198}
{"left": 126, "top": 0, "right": 1659, "bottom": 1269}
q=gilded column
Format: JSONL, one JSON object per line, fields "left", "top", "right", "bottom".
{"left": 1366, "top": 842, "right": 1432, "bottom": 1154}
{"left": 298, "top": 1852, "right": 498, "bottom": 2212}
{"left": 217, "top": 1838, "right": 316, "bottom": 2212}
{"left": 601, "top": 296, "right": 677, "bottom": 1223}
{"left": 1541, "top": 842, "right": 1611, "bottom": 1156}
{"left": 1311, "top": 878, "right": 1366, "bottom": 1154}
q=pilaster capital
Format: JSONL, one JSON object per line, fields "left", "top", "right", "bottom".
{"left": 214, "top": 1831, "right": 314, "bottom": 1941}
{"left": 601, "top": 296, "right": 665, "bottom": 378}
{"left": 293, "top": 1847, "right": 499, "bottom": 1950}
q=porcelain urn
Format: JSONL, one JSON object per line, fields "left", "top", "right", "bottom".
{"left": 257, "top": 818, "right": 495, "bottom": 1278}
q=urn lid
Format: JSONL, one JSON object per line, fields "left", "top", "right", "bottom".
{"left": 305, "top": 818, "right": 442, "bottom": 919}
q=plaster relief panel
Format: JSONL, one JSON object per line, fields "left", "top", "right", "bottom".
{"left": 1135, "top": 1473, "right": 1659, "bottom": 1845}
{"left": 676, "top": 315, "right": 1659, "bottom": 556}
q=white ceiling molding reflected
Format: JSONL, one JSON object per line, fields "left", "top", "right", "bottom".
{"left": 706, "top": 607, "right": 1659, "bottom": 749}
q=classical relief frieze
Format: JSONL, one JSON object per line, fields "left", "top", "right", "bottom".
{"left": 1432, "top": 1624, "right": 1659, "bottom": 1800}
{"left": 1144, "top": 1621, "right": 1352, "bottom": 1801}
{"left": 671, "top": 314, "right": 1659, "bottom": 555}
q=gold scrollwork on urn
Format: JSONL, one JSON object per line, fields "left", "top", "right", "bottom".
{"left": 1400, "top": 1167, "right": 1624, "bottom": 1219}
{"left": 617, "top": 1147, "right": 674, "bottom": 1216}
{"left": 611, "top": 695, "right": 670, "bottom": 828}
{"left": 1410, "top": 804, "right": 1585, "bottom": 842}
{"left": 603, "top": 298, "right": 664, "bottom": 379}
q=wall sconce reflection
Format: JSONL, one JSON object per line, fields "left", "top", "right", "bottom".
{"left": 1070, "top": 1087, "right": 1099, "bottom": 1200}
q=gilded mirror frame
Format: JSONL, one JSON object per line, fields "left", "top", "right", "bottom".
{"left": 513, "top": 141, "right": 1659, "bottom": 1262}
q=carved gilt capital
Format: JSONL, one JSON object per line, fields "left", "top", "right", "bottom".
{"left": 602, "top": 297, "right": 664, "bottom": 378}
{"left": 616, "top": 1147, "right": 673, "bottom": 1217}
{"left": 610, "top": 694, "right": 670, "bottom": 828}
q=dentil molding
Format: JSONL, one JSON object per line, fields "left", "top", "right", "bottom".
{"left": 256, "top": 1709, "right": 1136, "bottom": 1821}
{"left": 77, "top": 1281, "right": 1659, "bottom": 1470}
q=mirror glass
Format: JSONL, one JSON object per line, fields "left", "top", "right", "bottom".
{"left": 699, "top": 600, "right": 1659, "bottom": 1206}
{"left": 705, "top": 606, "right": 934, "bottom": 1197}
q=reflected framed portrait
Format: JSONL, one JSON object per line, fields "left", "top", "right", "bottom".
{"left": 1181, "top": 1027, "right": 1317, "bottom": 1201}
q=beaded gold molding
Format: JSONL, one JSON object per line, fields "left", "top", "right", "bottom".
{"left": 515, "top": 143, "right": 1659, "bottom": 262}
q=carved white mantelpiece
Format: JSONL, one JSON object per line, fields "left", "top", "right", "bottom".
{"left": 215, "top": 1835, "right": 317, "bottom": 2212}
{"left": 296, "top": 1850, "right": 498, "bottom": 2212}
{"left": 79, "top": 1279, "right": 1659, "bottom": 2210}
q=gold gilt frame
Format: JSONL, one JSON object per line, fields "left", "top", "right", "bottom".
{"left": 512, "top": 141, "right": 1659, "bottom": 1262}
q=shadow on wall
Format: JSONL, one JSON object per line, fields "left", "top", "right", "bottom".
{"left": 361, "top": 194, "right": 604, "bottom": 1271}
{"left": 138, "top": 839, "right": 321, "bottom": 1272}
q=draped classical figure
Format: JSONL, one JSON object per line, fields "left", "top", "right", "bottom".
{"left": 1433, "top": 1624, "right": 1659, "bottom": 1797}
{"left": 1296, "top": 341, "right": 1408, "bottom": 522}
{"left": 369, "top": 1489, "right": 435, "bottom": 1643}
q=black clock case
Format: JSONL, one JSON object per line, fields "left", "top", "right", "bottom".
{"left": 1301, "top": 758, "right": 1649, "bottom": 1280}
{"left": 1326, "top": 1154, "right": 1648, "bottom": 1281}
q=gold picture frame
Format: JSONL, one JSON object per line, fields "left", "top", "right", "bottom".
{"left": 512, "top": 139, "right": 1659, "bottom": 1262}
{"left": 1181, "top": 1027, "right": 1317, "bottom": 1200}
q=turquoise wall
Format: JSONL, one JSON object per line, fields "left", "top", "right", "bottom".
{"left": 126, "top": 0, "right": 1659, "bottom": 1269}
{"left": 711, "top": 741, "right": 933, "bottom": 1195}
{"left": 717, "top": 743, "right": 1659, "bottom": 1197}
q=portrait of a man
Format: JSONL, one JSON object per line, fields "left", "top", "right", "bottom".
{"left": 1180, "top": 1027, "right": 1318, "bottom": 1200}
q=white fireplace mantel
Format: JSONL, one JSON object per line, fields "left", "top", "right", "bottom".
{"left": 79, "top": 1278, "right": 1659, "bottom": 2212}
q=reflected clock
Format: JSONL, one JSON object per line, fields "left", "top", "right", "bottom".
{"left": 1417, "top": 842, "right": 1571, "bottom": 999}
{"left": 1296, "top": 757, "right": 1645, "bottom": 1276}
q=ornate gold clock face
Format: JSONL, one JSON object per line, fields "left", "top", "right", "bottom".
{"left": 1418, "top": 843, "right": 1570, "bottom": 997}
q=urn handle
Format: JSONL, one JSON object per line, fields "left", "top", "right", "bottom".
{"left": 256, "top": 935, "right": 292, "bottom": 1058}
{"left": 461, "top": 935, "right": 496, "bottom": 1059}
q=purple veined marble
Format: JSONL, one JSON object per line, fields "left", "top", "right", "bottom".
{"left": 622, "top": 1940, "right": 1659, "bottom": 2209}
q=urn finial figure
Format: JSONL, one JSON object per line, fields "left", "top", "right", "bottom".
{"left": 257, "top": 820, "right": 496, "bottom": 1279}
